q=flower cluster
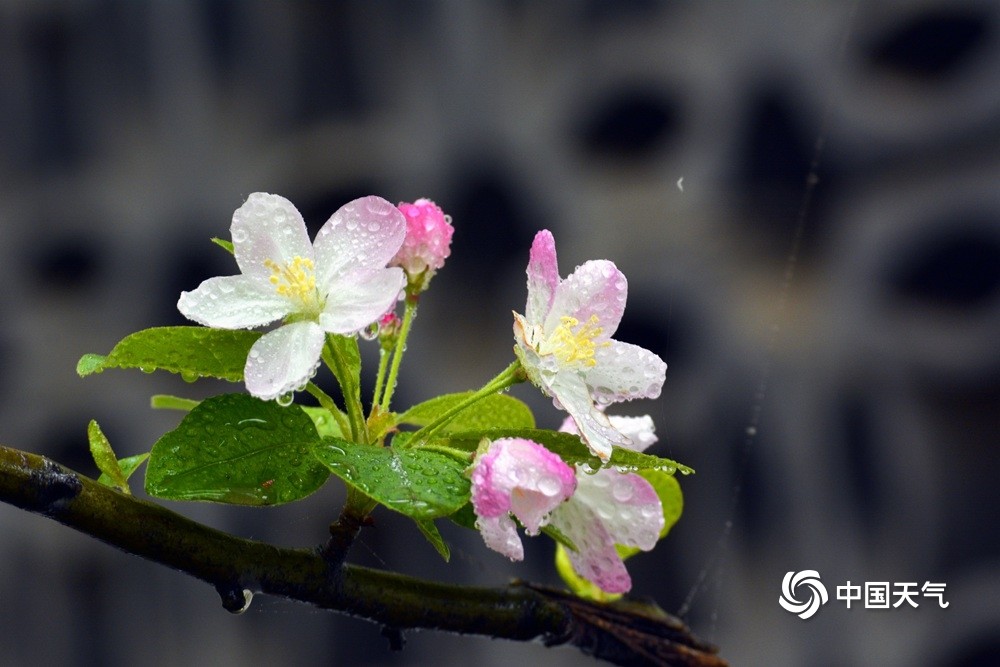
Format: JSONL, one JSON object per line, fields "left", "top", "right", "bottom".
{"left": 173, "top": 193, "right": 677, "bottom": 597}
{"left": 468, "top": 416, "right": 664, "bottom": 594}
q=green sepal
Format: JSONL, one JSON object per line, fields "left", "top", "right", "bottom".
{"left": 414, "top": 519, "right": 451, "bottom": 561}
{"left": 77, "top": 327, "right": 261, "bottom": 382}
{"left": 98, "top": 453, "right": 150, "bottom": 491}
{"left": 302, "top": 407, "right": 345, "bottom": 439}
{"left": 399, "top": 392, "right": 536, "bottom": 433}
{"left": 151, "top": 394, "right": 200, "bottom": 411}
{"left": 312, "top": 438, "right": 470, "bottom": 520}
{"left": 555, "top": 544, "right": 622, "bottom": 602}
{"left": 212, "top": 237, "right": 235, "bottom": 255}
{"left": 448, "top": 502, "right": 477, "bottom": 530}
{"left": 88, "top": 420, "right": 130, "bottom": 493}
{"left": 145, "top": 393, "right": 328, "bottom": 505}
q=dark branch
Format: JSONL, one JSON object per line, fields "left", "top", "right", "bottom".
{"left": 0, "top": 444, "right": 726, "bottom": 667}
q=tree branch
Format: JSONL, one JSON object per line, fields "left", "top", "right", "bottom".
{"left": 0, "top": 444, "right": 726, "bottom": 666}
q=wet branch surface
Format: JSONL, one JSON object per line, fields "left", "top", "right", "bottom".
{"left": 0, "top": 444, "right": 726, "bottom": 667}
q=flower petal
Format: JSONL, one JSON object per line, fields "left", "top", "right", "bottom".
{"left": 318, "top": 267, "right": 405, "bottom": 334}
{"left": 231, "top": 193, "right": 313, "bottom": 287}
{"left": 546, "top": 260, "right": 626, "bottom": 339}
{"left": 550, "top": 499, "right": 632, "bottom": 593}
{"left": 243, "top": 321, "right": 325, "bottom": 400}
{"left": 314, "top": 196, "right": 407, "bottom": 288}
{"left": 549, "top": 464, "right": 664, "bottom": 594}
{"left": 548, "top": 372, "right": 629, "bottom": 461}
{"left": 607, "top": 415, "right": 658, "bottom": 453}
{"left": 525, "top": 230, "right": 560, "bottom": 324}
{"left": 476, "top": 514, "right": 524, "bottom": 561}
{"left": 177, "top": 275, "right": 293, "bottom": 329}
{"left": 573, "top": 469, "right": 663, "bottom": 550}
{"left": 561, "top": 413, "right": 657, "bottom": 454}
{"left": 585, "top": 340, "right": 667, "bottom": 403}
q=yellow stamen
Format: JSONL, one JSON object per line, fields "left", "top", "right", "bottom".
{"left": 265, "top": 256, "right": 318, "bottom": 308}
{"left": 540, "top": 315, "right": 608, "bottom": 367}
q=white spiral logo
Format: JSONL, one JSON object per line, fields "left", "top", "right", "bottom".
{"left": 779, "top": 570, "right": 828, "bottom": 620}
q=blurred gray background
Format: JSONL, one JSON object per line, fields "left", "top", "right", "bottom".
{"left": 1, "top": 1, "right": 998, "bottom": 665}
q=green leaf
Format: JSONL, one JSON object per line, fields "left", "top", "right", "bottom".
{"left": 616, "top": 471, "right": 683, "bottom": 560}
{"left": 399, "top": 392, "right": 536, "bottom": 433}
{"left": 88, "top": 420, "right": 129, "bottom": 493}
{"left": 98, "top": 453, "right": 150, "bottom": 490}
{"left": 145, "top": 394, "right": 328, "bottom": 505}
{"left": 78, "top": 327, "right": 261, "bottom": 382}
{"left": 414, "top": 519, "right": 450, "bottom": 561}
{"left": 312, "top": 438, "right": 470, "bottom": 520}
{"left": 434, "top": 428, "right": 695, "bottom": 475}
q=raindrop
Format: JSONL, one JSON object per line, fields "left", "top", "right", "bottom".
{"left": 537, "top": 476, "right": 562, "bottom": 496}
{"left": 276, "top": 392, "right": 294, "bottom": 407}
{"left": 181, "top": 371, "right": 199, "bottom": 383}
{"left": 232, "top": 228, "right": 248, "bottom": 244}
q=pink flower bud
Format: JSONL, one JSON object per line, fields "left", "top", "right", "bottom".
{"left": 392, "top": 199, "right": 454, "bottom": 291}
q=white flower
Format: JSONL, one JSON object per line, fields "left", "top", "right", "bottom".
{"left": 550, "top": 415, "right": 665, "bottom": 594}
{"left": 178, "top": 193, "right": 406, "bottom": 400}
{"left": 513, "top": 230, "right": 667, "bottom": 460}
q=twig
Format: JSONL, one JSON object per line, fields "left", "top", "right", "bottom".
{"left": 0, "top": 444, "right": 726, "bottom": 667}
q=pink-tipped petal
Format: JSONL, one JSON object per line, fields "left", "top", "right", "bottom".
{"left": 470, "top": 438, "right": 576, "bottom": 559}
{"left": 546, "top": 260, "right": 626, "bottom": 339}
{"left": 314, "top": 196, "right": 407, "bottom": 288}
{"left": 550, "top": 499, "right": 632, "bottom": 594}
{"left": 243, "top": 321, "right": 325, "bottom": 401}
{"left": 525, "top": 230, "right": 560, "bottom": 324}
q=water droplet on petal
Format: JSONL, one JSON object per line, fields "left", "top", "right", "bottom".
{"left": 276, "top": 392, "right": 294, "bottom": 407}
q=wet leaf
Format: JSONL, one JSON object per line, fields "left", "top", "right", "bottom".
{"left": 145, "top": 393, "right": 327, "bottom": 505}
{"left": 312, "top": 438, "right": 469, "bottom": 520}
{"left": 399, "top": 392, "right": 535, "bottom": 433}
{"left": 78, "top": 327, "right": 261, "bottom": 382}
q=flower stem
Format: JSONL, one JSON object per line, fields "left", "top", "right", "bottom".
{"left": 410, "top": 360, "right": 526, "bottom": 446}
{"left": 379, "top": 293, "right": 418, "bottom": 412}
{"left": 323, "top": 335, "right": 367, "bottom": 444}
{"left": 371, "top": 347, "right": 391, "bottom": 412}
